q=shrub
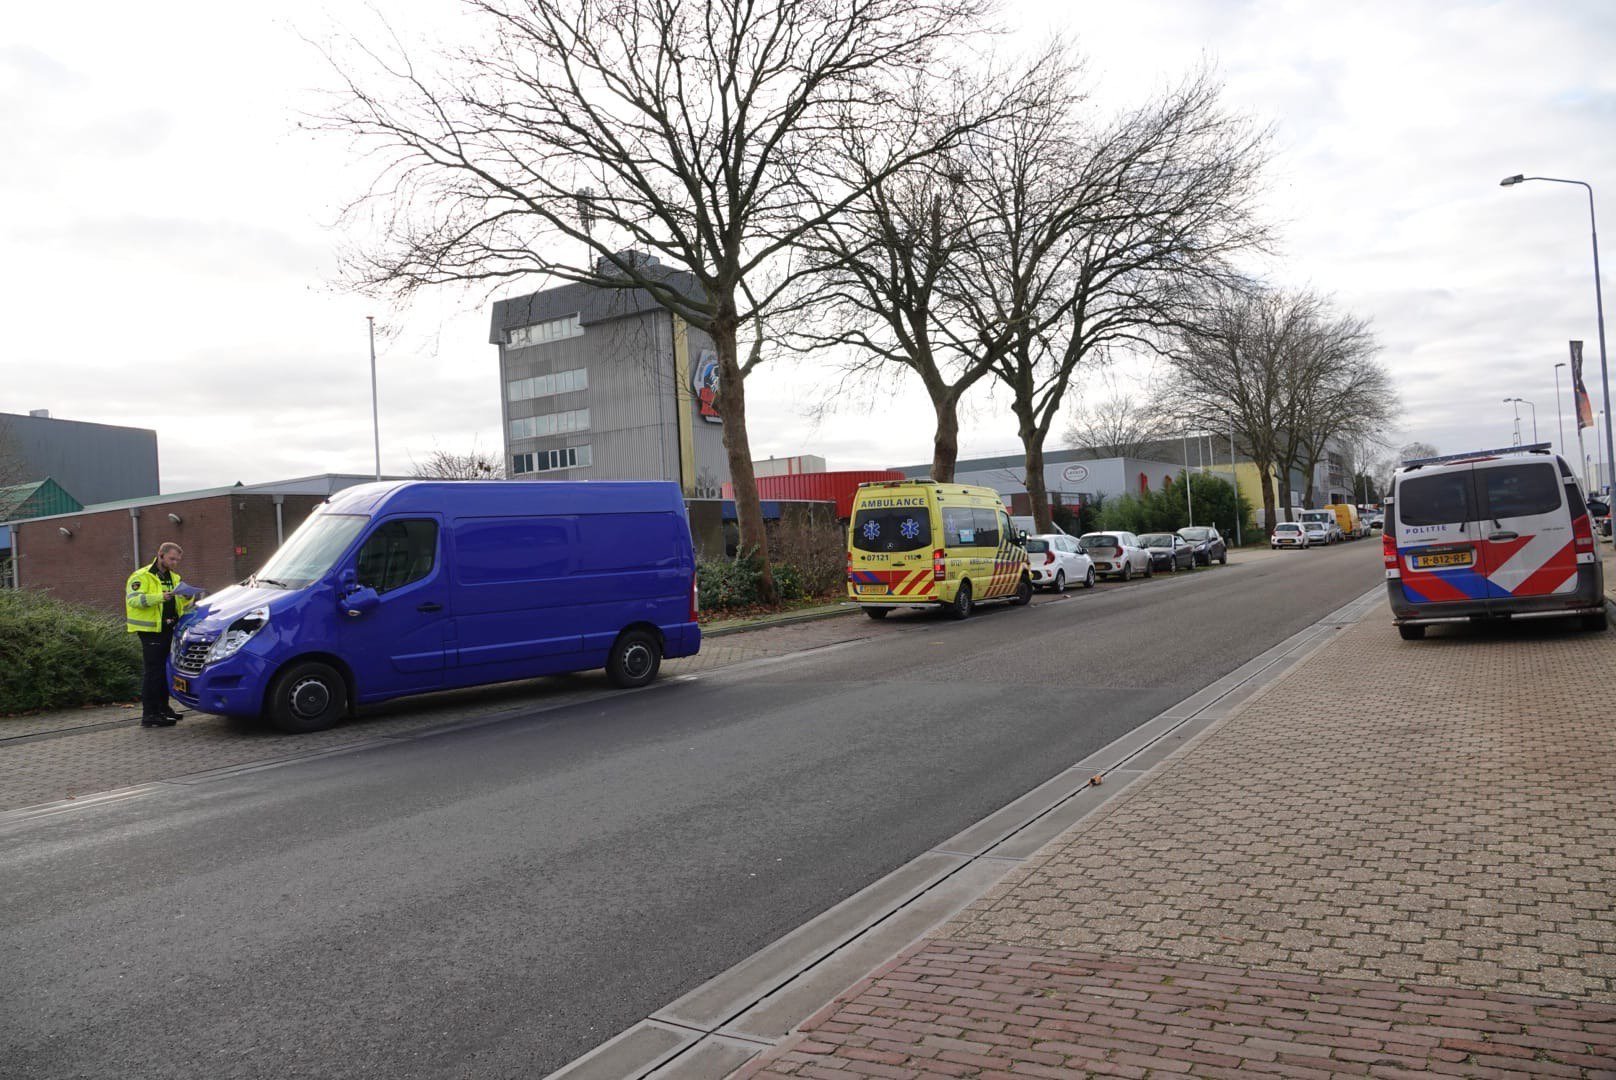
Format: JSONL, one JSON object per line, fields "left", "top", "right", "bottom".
{"left": 0, "top": 589, "right": 141, "bottom": 713}
{"left": 1097, "top": 472, "right": 1253, "bottom": 539}
{"left": 767, "top": 512, "right": 847, "bottom": 597}
{"left": 698, "top": 555, "right": 763, "bottom": 610}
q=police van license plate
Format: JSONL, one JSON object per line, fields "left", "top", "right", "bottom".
{"left": 171, "top": 675, "right": 189, "bottom": 694}
{"left": 1412, "top": 550, "right": 1473, "bottom": 569}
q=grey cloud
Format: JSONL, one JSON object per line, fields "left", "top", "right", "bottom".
{"left": 10, "top": 216, "right": 331, "bottom": 279}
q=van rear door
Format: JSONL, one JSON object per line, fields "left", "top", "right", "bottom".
{"left": 1393, "top": 466, "right": 1490, "bottom": 607}
{"left": 1472, "top": 458, "right": 1578, "bottom": 603}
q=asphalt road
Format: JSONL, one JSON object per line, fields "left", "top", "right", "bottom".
{"left": 1, "top": 541, "right": 1382, "bottom": 1079}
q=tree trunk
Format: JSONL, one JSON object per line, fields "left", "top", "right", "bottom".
{"left": 1015, "top": 410, "right": 1053, "bottom": 533}
{"left": 931, "top": 394, "right": 961, "bottom": 482}
{"left": 711, "top": 314, "right": 778, "bottom": 605}
{"left": 1278, "top": 474, "right": 1294, "bottom": 522}
{"left": 1258, "top": 460, "right": 1277, "bottom": 532}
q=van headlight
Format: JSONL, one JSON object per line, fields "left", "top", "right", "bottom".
{"left": 206, "top": 607, "right": 269, "bottom": 664}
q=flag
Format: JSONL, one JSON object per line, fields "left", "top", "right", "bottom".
{"left": 1572, "top": 340, "right": 1595, "bottom": 430}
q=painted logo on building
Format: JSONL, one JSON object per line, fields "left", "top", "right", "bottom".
{"left": 693, "top": 351, "right": 722, "bottom": 424}
{"left": 1061, "top": 464, "right": 1089, "bottom": 484}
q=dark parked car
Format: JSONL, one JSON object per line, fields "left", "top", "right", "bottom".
{"left": 1138, "top": 532, "right": 1196, "bottom": 573}
{"left": 1588, "top": 496, "right": 1611, "bottom": 538}
{"left": 1177, "top": 525, "right": 1228, "bottom": 566}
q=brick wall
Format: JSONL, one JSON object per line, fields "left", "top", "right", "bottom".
{"left": 13, "top": 493, "right": 326, "bottom": 616}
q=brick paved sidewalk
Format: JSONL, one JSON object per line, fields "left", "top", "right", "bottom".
{"left": 742, "top": 599, "right": 1616, "bottom": 1078}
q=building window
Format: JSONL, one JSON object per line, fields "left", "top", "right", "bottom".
{"left": 508, "top": 408, "right": 590, "bottom": 441}
{"left": 535, "top": 445, "right": 592, "bottom": 472}
{"left": 512, "top": 453, "right": 536, "bottom": 475}
{"left": 506, "top": 367, "right": 589, "bottom": 403}
{"left": 507, "top": 314, "right": 583, "bottom": 349}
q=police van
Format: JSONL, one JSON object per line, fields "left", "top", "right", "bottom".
{"left": 847, "top": 480, "right": 1032, "bottom": 620}
{"left": 1385, "top": 443, "right": 1606, "bottom": 639}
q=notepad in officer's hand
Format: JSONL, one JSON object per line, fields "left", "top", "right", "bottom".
{"left": 172, "top": 582, "right": 207, "bottom": 599}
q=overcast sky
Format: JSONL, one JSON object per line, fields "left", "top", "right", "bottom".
{"left": 4, "top": 0, "right": 1614, "bottom": 493}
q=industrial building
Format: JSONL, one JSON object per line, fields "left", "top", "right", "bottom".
{"left": 1, "top": 410, "right": 159, "bottom": 506}
{"left": 489, "top": 263, "right": 732, "bottom": 499}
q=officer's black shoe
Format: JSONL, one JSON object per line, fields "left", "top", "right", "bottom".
{"left": 140, "top": 715, "right": 178, "bottom": 728}
{"left": 161, "top": 709, "right": 183, "bottom": 721}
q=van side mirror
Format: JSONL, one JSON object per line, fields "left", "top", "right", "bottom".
{"left": 1015, "top": 530, "right": 1028, "bottom": 545}
{"left": 341, "top": 568, "right": 358, "bottom": 594}
{"left": 339, "top": 585, "right": 380, "bottom": 618}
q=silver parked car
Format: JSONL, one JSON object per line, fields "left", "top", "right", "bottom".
{"left": 1078, "top": 531, "right": 1152, "bottom": 581}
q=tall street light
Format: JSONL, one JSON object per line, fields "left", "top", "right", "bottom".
{"left": 1503, "top": 397, "right": 1521, "bottom": 444}
{"left": 1505, "top": 396, "right": 1538, "bottom": 443}
{"left": 367, "top": 316, "right": 381, "bottom": 481}
{"left": 1554, "top": 361, "right": 1568, "bottom": 461}
{"left": 1501, "top": 174, "right": 1612, "bottom": 495}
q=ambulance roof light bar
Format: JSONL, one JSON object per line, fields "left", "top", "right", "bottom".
{"left": 1401, "top": 442, "right": 1553, "bottom": 469}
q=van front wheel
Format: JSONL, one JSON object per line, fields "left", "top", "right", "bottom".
{"left": 267, "top": 660, "right": 348, "bottom": 734}
{"left": 607, "top": 629, "right": 662, "bottom": 688}
{"left": 947, "top": 581, "right": 974, "bottom": 620}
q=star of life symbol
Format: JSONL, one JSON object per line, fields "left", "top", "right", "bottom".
{"left": 862, "top": 520, "right": 881, "bottom": 541}
{"left": 900, "top": 517, "right": 921, "bottom": 540}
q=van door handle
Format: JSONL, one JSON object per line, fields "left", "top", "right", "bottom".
{"left": 1488, "top": 531, "right": 1518, "bottom": 541}
{"left": 417, "top": 602, "right": 443, "bottom": 613}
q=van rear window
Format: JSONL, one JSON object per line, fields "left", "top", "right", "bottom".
{"left": 851, "top": 507, "right": 932, "bottom": 552}
{"left": 1480, "top": 463, "right": 1561, "bottom": 519}
{"left": 1398, "top": 472, "right": 1477, "bottom": 527}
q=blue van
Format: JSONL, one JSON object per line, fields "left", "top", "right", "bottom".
{"left": 168, "top": 480, "right": 701, "bottom": 732}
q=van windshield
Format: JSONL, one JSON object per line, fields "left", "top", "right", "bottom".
{"left": 252, "top": 513, "right": 368, "bottom": 589}
{"left": 851, "top": 507, "right": 932, "bottom": 553}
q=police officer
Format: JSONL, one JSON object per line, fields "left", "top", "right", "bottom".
{"left": 126, "top": 541, "right": 197, "bottom": 728}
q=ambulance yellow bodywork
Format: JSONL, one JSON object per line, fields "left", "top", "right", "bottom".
{"left": 846, "top": 480, "right": 1032, "bottom": 619}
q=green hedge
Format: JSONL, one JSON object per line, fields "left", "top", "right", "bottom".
{"left": 0, "top": 589, "right": 141, "bottom": 713}
{"left": 697, "top": 556, "right": 809, "bottom": 611}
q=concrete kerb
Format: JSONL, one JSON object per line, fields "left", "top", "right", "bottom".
{"left": 541, "top": 582, "right": 1387, "bottom": 1080}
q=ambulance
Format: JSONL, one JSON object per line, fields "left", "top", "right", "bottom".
{"left": 1385, "top": 443, "right": 1606, "bottom": 639}
{"left": 846, "top": 480, "right": 1032, "bottom": 619}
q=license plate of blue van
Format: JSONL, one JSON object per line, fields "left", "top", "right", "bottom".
{"left": 1411, "top": 549, "right": 1473, "bottom": 569}
{"left": 171, "top": 675, "right": 189, "bottom": 694}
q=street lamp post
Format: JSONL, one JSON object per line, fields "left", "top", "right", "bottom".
{"left": 1501, "top": 174, "right": 1612, "bottom": 498}
{"left": 1506, "top": 397, "right": 1538, "bottom": 443}
{"left": 1182, "top": 431, "right": 1194, "bottom": 527}
{"left": 367, "top": 316, "right": 381, "bottom": 482}
{"left": 1555, "top": 361, "right": 1568, "bottom": 460}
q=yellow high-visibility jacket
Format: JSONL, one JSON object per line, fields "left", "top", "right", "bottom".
{"left": 125, "top": 563, "right": 194, "bottom": 634}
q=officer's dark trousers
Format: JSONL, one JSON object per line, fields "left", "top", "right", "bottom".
{"left": 138, "top": 629, "right": 173, "bottom": 718}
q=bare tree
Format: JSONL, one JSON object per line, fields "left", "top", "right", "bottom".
{"left": 412, "top": 446, "right": 506, "bottom": 480}
{"left": 1062, "top": 386, "right": 1174, "bottom": 458}
{"left": 0, "top": 416, "right": 29, "bottom": 488}
{"left": 968, "top": 66, "right": 1272, "bottom": 532}
{"left": 320, "top": 0, "right": 988, "bottom": 602}
{"left": 1160, "top": 283, "right": 1395, "bottom": 528}
{"left": 793, "top": 50, "right": 1065, "bottom": 481}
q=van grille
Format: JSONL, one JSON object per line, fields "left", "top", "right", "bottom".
{"left": 174, "top": 639, "right": 212, "bottom": 676}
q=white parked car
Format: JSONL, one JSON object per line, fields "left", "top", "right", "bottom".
{"left": 1271, "top": 522, "right": 1309, "bottom": 549}
{"left": 1078, "top": 531, "right": 1152, "bottom": 581}
{"left": 1301, "top": 521, "right": 1331, "bottom": 546}
{"left": 1026, "top": 534, "right": 1095, "bottom": 591}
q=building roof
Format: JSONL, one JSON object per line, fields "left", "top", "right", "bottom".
{"left": 0, "top": 478, "right": 83, "bottom": 520}
{"left": 488, "top": 266, "right": 702, "bottom": 344}
{"left": 1, "top": 473, "right": 409, "bottom": 527}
